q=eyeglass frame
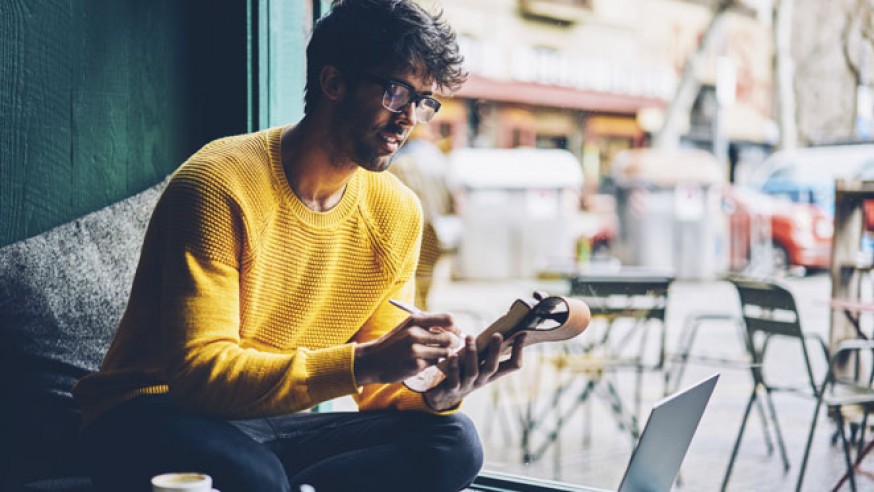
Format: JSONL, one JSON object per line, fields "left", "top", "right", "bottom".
{"left": 360, "top": 74, "right": 442, "bottom": 123}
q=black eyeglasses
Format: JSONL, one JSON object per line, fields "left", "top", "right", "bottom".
{"left": 361, "top": 74, "right": 441, "bottom": 123}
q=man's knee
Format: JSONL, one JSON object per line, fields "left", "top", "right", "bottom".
{"left": 439, "top": 413, "right": 484, "bottom": 465}
{"left": 186, "top": 432, "right": 290, "bottom": 492}
{"left": 416, "top": 413, "right": 484, "bottom": 490}
{"left": 208, "top": 448, "right": 291, "bottom": 492}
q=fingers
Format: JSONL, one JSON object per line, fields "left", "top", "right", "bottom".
{"left": 399, "top": 322, "right": 464, "bottom": 373}
{"left": 409, "top": 312, "right": 455, "bottom": 330}
{"left": 422, "top": 333, "right": 527, "bottom": 410}
{"left": 444, "top": 353, "right": 460, "bottom": 388}
{"left": 438, "top": 336, "right": 479, "bottom": 392}
{"left": 409, "top": 326, "right": 461, "bottom": 351}
{"left": 476, "top": 334, "right": 503, "bottom": 383}
{"left": 462, "top": 336, "right": 479, "bottom": 382}
{"left": 409, "top": 312, "right": 464, "bottom": 340}
{"left": 493, "top": 333, "right": 526, "bottom": 379}
{"left": 413, "top": 344, "right": 458, "bottom": 363}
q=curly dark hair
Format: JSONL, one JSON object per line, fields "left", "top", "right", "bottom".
{"left": 304, "top": 0, "right": 467, "bottom": 114}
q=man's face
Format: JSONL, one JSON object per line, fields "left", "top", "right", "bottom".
{"left": 332, "top": 67, "right": 436, "bottom": 172}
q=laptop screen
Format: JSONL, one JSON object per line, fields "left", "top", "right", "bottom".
{"left": 617, "top": 374, "right": 719, "bottom": 492}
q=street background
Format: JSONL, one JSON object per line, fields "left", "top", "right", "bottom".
{"left": 5, "top": 1, "right": 874, "bottom": 491}
{"left": 328, "top": 265, "right": 852, "bottom": 490}
{"left": 432, "top": 268, "right": 847, "bottom": 491}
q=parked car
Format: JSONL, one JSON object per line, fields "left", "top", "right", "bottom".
{"left": 723, "top": 186, "right": 832, "bottom": 273}
{"left": 748, "top": 144, "right": 874, "bottom": 215}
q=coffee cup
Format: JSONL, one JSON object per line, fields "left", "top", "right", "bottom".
{"left": 151, "top": 472, "right": 215, "bottom": 492}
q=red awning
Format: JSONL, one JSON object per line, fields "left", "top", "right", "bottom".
{"left": 452, "top": 74, "right": 667, "bottom": 114}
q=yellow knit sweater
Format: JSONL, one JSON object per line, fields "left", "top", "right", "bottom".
{"left": 73, "top": 126, "right": 435, "bottom": 428}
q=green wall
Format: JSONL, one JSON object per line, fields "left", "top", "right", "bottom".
{"left": 0, "top": 0, "right": 257, "bottom": 247}
{"left": 253, "top": 0, "right": 310, "bottom": 129}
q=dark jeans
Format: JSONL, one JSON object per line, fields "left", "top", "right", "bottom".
{"left": 81, "top": 394, "right": 483, "bottom": 492}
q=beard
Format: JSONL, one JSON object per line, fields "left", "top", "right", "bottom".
{"left": 331, "top": 98, "right": 408, "bottom": 172}
{"left": 355, "top": 129, "right": 410, "bottom": 172}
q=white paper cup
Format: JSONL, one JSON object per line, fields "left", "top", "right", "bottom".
{"left": 151, "top": 472, "right": 213, "bottom": 492}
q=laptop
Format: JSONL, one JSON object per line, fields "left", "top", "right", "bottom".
{"left": 471, "top": 373, "right": 720, "bottom": 492}
{"left": 614, "top": 373, "right": 719, "bottom": 492}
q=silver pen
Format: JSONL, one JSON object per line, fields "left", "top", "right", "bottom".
{"left": 389, "top": 298, "right": 423, "bottom": 315}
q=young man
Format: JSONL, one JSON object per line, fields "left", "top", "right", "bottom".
{"left": 72, "top": 1, "right": 526, "bottom": 491}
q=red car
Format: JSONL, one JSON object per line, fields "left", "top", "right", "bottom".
{"left": 723, "top": 186, "right": 832, "bottom": 273}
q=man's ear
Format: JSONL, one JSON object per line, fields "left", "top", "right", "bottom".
{"left": 319, "top": 66, "right": 346, "bottom": 103}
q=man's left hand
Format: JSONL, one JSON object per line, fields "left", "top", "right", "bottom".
{"left": 423, "top": 332, "right": 527, "bottom": 412}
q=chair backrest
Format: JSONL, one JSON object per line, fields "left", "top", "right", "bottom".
{"left": 569, "top": 273, "right": 674, "bottom": 321}
{"left": 569, "top": 272, "right": 674, "bottom": 368}
{"left": 730, "top": 277, "right": 803, "bottom": 339}
{"left": 728, "top": 276, "right": 819, "bottom": 392}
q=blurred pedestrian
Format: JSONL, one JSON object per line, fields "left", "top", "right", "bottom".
{"left": 390, "top": 124, "right": 457, "bottom": 309}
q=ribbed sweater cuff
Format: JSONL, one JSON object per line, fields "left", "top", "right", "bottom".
{"left": 304, "top": 343, "right": 358, "bottom": 404}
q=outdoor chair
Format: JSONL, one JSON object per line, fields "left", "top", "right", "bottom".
{"left": 521, "top": 337, "right": 639, "bottom": 466}
{"left": 667, "top": 310, "right": 784, "bottom": 457}
{"left": 667, "top": 311, "right": 746, "bottom": 393}
{"left": 797, "top": 339, "right": 874, "bottom": 492}
{"left": 720, "top": 277, "right": 829, "bottom": 491}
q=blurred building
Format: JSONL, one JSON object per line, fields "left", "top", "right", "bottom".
{"left": 429, "top": 0, "right": 777, "bottom": 189}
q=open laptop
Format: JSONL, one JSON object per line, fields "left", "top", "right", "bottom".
{"left": 471, "top": 373, "right": 720, "bottom": 492}
{"left": 613, "top": 373, "right": 719, "bottom": 492}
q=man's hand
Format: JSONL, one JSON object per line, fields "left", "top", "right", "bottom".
{"left": 354, "top": 313, "right": 461, "bottom": 386}
{"left": 423, "top": 332, "right": 527, "bottom": 412}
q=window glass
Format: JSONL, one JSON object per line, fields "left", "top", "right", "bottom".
{"left": 319, "top": 1, "right": 856, "bottom": 490}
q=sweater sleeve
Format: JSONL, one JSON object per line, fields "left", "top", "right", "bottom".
{"left": 351, "top": 278, "right": 438, "bottom": 413}
{"left": 158, "top": 173, "right": 358, "bottom": 418}
{"left": 350, "top": 229, "right": 460, "bottom": 415}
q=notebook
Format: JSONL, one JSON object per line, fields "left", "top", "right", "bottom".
{"left": 614, "top": 373, "right": 719, "bottom": 492}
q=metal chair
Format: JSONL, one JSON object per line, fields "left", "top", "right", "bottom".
{"left": 797, "top": 339, "right": 874, "bottom": 492}
{"left": 667, "top": 311, "right": 747, "bottom": 394}
{"left": 667, "top": 310, "right": 784, "bottom": 457}
{"left": 721, "top": 277, "right": 829, "bottom": 491}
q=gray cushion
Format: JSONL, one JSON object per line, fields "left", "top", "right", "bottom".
{"left": 0, "top": 178, "right": 168, "bottom": 488}
{"left": 20, "top": 478, "right": 94, "bottom": 492}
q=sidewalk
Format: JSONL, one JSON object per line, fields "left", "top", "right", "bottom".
{"left": 428, "top": 272, "right": 862, "bottom": 491}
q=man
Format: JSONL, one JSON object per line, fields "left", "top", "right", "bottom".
{"left": 72, "top": 1, "right": 526, "bottom": 491}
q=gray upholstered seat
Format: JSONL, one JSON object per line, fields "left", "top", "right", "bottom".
{"left": 0, "top": 178, "right": 168, "bottom": 491}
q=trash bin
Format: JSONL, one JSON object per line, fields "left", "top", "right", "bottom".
{"left": 610, "top": 148, "right": 728, "bottom": 280}
{"left": 447, "top": 148, "right": 583, "bottom": 279}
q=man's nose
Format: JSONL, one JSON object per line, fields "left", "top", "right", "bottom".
{"left": 397, "top": 101, "right": 418, "bottom": 127}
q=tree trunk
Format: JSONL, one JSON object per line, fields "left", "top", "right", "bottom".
{"left": 774, "top": 0, "right": 798, "bottom": 149}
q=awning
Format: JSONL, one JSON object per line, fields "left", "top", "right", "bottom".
{"left": 611, "top": 148, "right": 725, "bottom": 186}
{"left": 452, "top": 75, "right": 667, "bottom": 115}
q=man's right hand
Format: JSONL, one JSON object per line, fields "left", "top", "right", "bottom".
{"left": 354, "top": 313, "right": 461, "bottom": 386}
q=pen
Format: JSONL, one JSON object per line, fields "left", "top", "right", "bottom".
{"left": 390, "top": 298, "right": 466, "bottom": 353}
{"left": 389, "top": 298, "right": 423, "bottom": 315}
